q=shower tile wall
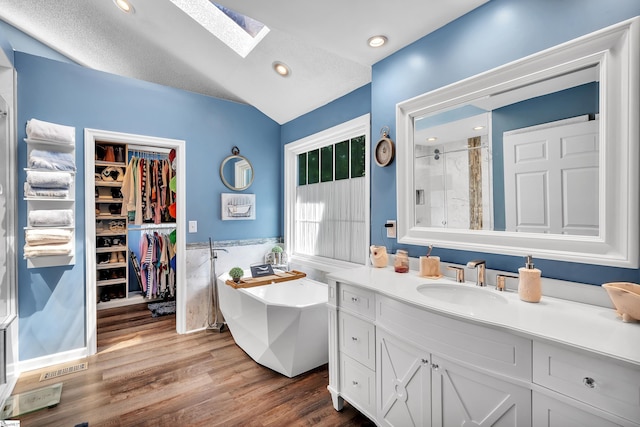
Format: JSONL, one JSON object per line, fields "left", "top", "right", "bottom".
{"left": 185, "top": 240, "right": 278, "bottom": 331}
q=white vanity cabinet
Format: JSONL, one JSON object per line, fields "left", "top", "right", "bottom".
{"left": 532, "top": 341, "right": 640, "bottom": 427}
{"left": 375, "top": 294, "right": 532, "bottom": 427}
{"left": 328, "top": 282, "right": 377, "bottom": 420}
{"left": 328, "top": 279, "right": 532, "bottom": 426}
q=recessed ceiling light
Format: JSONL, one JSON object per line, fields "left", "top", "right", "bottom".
{"left": 114, "top": 0, "right": 134, "bottom": 13}
{"left": 367, "top": 35, "right": 388, "bottom": 48}
{"left": 473, "top": 126, "right": 485, "bottom": 131}
{"left": 427, "top": 137, "right": 437, "bottom": 142}
{"left": 273, "top": 61, "right": 291, "bottom": 77}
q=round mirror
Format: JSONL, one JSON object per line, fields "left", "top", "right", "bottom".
{"left": 220, "top": 151, "right": 254, "bottom": 191}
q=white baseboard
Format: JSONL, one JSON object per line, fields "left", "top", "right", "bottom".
{"left": 18, "top": 347, "right": 89, "bottom": 374}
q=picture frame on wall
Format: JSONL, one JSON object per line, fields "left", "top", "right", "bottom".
{"left": 221, "top": 193, "right": 256, "bottom": 220}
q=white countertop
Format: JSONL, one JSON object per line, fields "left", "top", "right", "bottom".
{"left": 328, "top": 266, "right": 640, "bottom": 367}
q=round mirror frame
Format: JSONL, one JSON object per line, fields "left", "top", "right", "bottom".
{"left": 219, "top": 154, "right": 254, "bottom": 191}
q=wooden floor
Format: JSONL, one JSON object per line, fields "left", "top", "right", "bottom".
{"left": 10, "top": 303, "right": 375, "bottom": 427}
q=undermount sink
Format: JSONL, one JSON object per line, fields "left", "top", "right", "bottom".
{"left": 417, "top": 284, "right": 508, "bottom": 306}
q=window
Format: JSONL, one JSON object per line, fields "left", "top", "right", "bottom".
{"left": 284, "top": 115, "right": 370, "bottom": 267}
{"left": 168, "top": 1, "right": 269, "bottom": 58}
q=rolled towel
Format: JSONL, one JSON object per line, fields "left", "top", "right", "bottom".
{"left": 26, "top": 170, "right": 72, "bottom": 189}
{"left": 28, "top": 209, "right": 74, "bottom": 227}
{"left": 24, "top": 183, "right": 70, "bottom": 199}
{"left": 24, "top": 242, "right": 73, "bottom": 258}
{"left": 26, "top": 118, "right": 75, "bottom": 144}
{"left": 25, "top": 228, "right": 73, "bottom": 246}
{"left": 29, "top": 149, "right": 76, "bottom": 171}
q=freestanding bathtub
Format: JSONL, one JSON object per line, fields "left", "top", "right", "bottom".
{"left": 217, "top": 272, "right": 328, "bottom": 377}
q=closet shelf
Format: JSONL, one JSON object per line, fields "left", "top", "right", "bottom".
{"left": 97, "top": 262, "right": 127, "bottom": 270}
{"left": 96, "top": 231, "right": 127, "bottom": 238}
{"left": 95, "top": 160, "right": 126, "bottom": 167}
{"left": 96, "top": 198, "right": 123, "bottom": 202}
{"left": 97, "top": 278, "right": 127, "bottom": 287}
{"left": 96, "top": 246, "right": 127, "bottom": 253}
{"left": 95, "top": 181, "right": 123, "bottom": 187}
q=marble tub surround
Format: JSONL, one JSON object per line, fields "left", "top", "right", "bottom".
{"left": 185, "top": 238, "right": 281, "bottom": 332}
{"left": 328, "top": 266, "right": 640, "bottom": 366}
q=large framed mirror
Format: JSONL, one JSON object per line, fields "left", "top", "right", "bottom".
{"left": 396, "top": 17, "right": 639, "bottom": 268}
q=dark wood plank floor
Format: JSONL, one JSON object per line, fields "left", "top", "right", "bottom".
{"left": 10, "top": 303, "right": 375, "bottom": 427}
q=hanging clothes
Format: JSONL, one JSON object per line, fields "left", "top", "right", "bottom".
{"left": 139, "top": 230, "right": 176, "bottom": 299}
{"left": 121, "top": 155, "right": 175, "bottom": 225}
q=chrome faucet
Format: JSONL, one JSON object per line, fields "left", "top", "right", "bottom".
{"left": 466, "top": 259, "right": 486, "bottom": 286}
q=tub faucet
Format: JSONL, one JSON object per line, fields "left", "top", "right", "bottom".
{"left": 466, "top": 259, "right": 486, "bottom": 287}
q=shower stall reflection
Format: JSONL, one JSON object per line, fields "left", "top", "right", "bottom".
{"left": 414, "top": 136, "right": 493, "bottom": 230}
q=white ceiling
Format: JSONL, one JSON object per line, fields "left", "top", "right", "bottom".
{"left": 0, "top": 0, "right": 488, "bottom": 124}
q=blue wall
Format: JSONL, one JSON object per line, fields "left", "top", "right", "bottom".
{"left": 285, "top": 0, "right": 640, "bottom": 285}
{"left": 15, "top": 53, "right": 280, "bottom": 361}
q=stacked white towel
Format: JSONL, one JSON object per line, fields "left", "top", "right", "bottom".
{"left": 24, "top": 183, "right": 69, "bottom": 199}
{"left": 26, "top": 170, "right": 72, "bottom": 189}
{"left": 25, "top": 228, "right": 73, "bottom": 246}
{"left": 26, "top": 118, "right": 75, "bottom": 144}
{"left": 28, "top": 209, "right": 74, "bottom": 227}
{"left": 24, "top": 242, "right": 73, "bottom": 258}
{"left": 29, "top": 149, "right": 76, "bottom": 171}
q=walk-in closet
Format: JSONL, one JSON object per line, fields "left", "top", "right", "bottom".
{"left": 85, "top": 128, "right": 186, "bottom": 354}
{"left": 94, "top": 143, "right": 177, "bottom": 308}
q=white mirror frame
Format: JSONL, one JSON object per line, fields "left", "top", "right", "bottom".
{"left": 396, "top": 17, "right": 639, "bottom": 268}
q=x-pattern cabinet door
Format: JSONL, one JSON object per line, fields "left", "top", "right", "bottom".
{"left": 377, "top": 330, "right": 431, "bottom": 427}
{"left": 431, "top": 355, "right": 531, "bottom": 427}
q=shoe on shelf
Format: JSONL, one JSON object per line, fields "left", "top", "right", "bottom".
{"left": 100, "top": 290, "right": 110, "bottom": 302}
{"left": 109, "top": 252, "right": 118, "bottom": 264}
{"left": 117, "top": 252, "right": 125, "bottom": 263}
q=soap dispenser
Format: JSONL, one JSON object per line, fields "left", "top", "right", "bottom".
{"left": 518, "top": 255, "right": 542, "bottom": 303}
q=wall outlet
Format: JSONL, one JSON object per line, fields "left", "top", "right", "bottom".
{"left": 188, "top": 220, "right": 197, "bottom": 233}
{"left": 386, "top": 220, "right": 397, "bottom": 238}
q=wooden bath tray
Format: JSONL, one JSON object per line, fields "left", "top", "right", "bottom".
{"left": 225, "top": 270, "right": 307, "bottom": 289}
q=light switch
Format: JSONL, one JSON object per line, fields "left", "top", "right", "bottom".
{"left": 188, "top": 220, "right": 197, "bottom": 233}
{"left": 386, "top": 220, "right": 396, "bottom": 238}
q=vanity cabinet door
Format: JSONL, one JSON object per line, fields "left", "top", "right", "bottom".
{"left": 431, "top": 355, "right": 531, "bottom": 427}
{"left": 377, "top": 329, "right": 431, "bottom": 427}
{"left": 533, "top": 392, "right": 636, "bottom": 427}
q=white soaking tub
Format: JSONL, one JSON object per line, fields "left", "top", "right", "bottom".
{"left": 217, "top": 273, "right": 328, "bottom": 377}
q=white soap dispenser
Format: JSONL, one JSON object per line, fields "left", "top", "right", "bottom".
{"left": 518, "top": 255, "right": 542, "bottom": 303}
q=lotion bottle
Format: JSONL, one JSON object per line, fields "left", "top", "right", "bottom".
{"left": 518, "top": 255, "right": 542, "bottom": 303}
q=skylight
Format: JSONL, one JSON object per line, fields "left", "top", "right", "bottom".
{"left": 168, "top": 0, "right": 270, "bottom": 58}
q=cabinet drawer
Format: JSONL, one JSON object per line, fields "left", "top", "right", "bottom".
{"left": 338, "top": 283, "right": 375, "bottom": 320}
{"left": 340, "top": 353, "right": 376, "bottom": 417}
{"left": 376, "top": 294, "right": 531, "bottom": 380}
{"left": 339, "top": 311, "right": 375, "bottom": 370}
{"left": 533, "top": 341, "right": 640, "bottom": 423}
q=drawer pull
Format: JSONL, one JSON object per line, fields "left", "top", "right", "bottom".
{"left": 583, "top": 377, "right": 596, "bottom": 388}
{"left": 352, "top": 380, "right": 359, "bottom": 386}
{"left": 351, "top": 336, "right": 358, "bottom": 341}
{"left": 351, "top": 296, "right": 359, "bottom": 302}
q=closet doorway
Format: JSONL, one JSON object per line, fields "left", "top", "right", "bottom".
{"left": 84, "top": 129, "right": 186, "bottom": 355}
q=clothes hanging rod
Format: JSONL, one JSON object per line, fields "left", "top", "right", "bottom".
{"left": 128, "top": 144, "right": 171, "bottom": 154}
{"left": 416, "top": 143, "right": 489, "bottom": 159}
{"left": 128, "top": 223, "right": 176, "bottom": 231}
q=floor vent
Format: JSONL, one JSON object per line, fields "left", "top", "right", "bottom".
{"left": 39, "top": 362, "right": 88, "bottom": 381}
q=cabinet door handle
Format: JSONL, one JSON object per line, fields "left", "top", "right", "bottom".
{"left": 583, "top": 377, "right": 596, "bottom": 388}
{"left": 351, "top": 296, "right": 359, "bottom": 302}
{"left": 421, "top": 358, "right": 429, "bottom": 365}
{"left": 351, "top": 336, "right": 358, "bottom": 341}
{"left": 352, "top": 380, "right": 359, "bottom": 386}
{"left": 431, "top": 363, "right": 439, "bottom": 371}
